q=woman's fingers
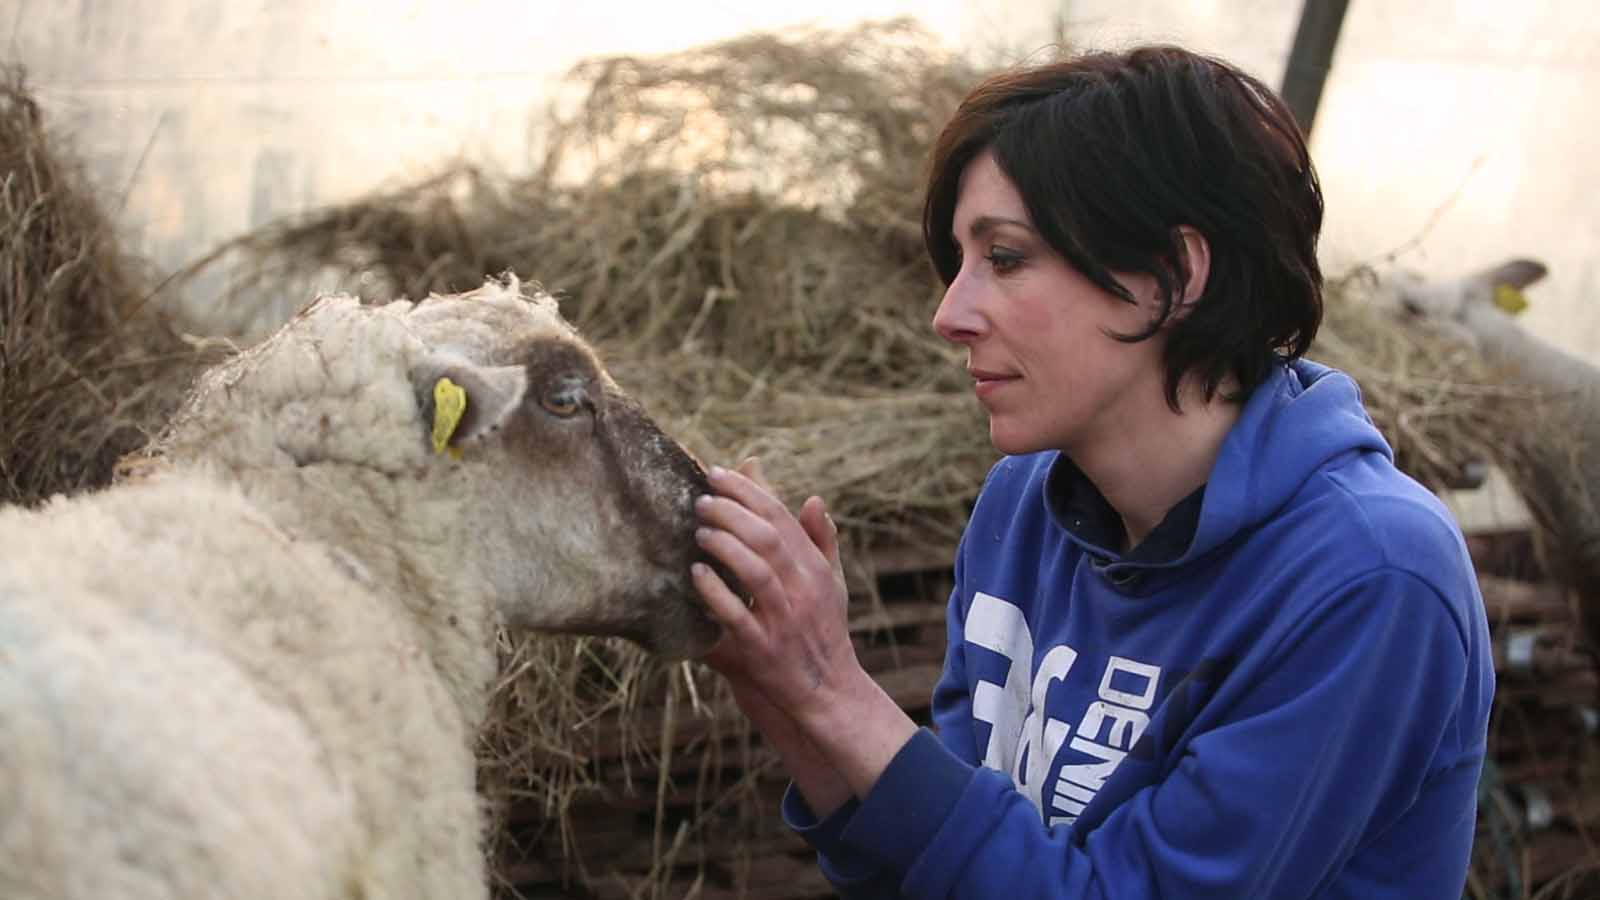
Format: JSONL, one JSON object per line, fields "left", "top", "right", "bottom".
{"left": 707, "top": 464, "right": 793, "bottom": 526}
{"left": 691, "top": 560, "right": 759, "bottom": 636}
{"left": 798, "top": 495, "right": 840, "bottom": 568}
{"left": 798, "top": 496, "right": 848, "bottom": 615}
{"left": 699, "top": 459, "right": 814, "bottom": 579}
{"left": 695, "top": 523, "right": 790, "bottom": 612}
{"left": 737, "top": 456, "right": 773, "bottom": 493}
{"left": 696, "top": 494, "right": 784, "bottom": 558}
{"left": 695, "top": 456, "right": 844, "bottom": 627}
{"left": 693, "top": 461, "right": 862, "bottom": 720}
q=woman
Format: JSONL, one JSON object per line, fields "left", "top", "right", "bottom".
{"left": 689, "top": 44, "right": 1493, "bottom": 898}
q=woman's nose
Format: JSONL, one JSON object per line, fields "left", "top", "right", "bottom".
{"left": 933, "top": 273, "right": 985, "bottom": 345}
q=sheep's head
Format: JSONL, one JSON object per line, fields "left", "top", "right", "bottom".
{"left": 404, "top": 281, "right": 728, "bottom": 661}
{"left": 1374, "top": 257, "right": 1548, "bottom": 344}
{"left": 159, "top": 277, "right": 727, "bottom": 661}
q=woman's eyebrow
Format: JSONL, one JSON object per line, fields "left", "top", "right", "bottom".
{"left": 964, "top": 215, "right": 1035, "bottom": 239}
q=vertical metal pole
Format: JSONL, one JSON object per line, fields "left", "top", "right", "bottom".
{"left": 1280, "top": 0, "right": 1351, "bottom": 137}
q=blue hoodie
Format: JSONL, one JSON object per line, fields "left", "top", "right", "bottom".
{"left": 785, "top": 360, "right": 1495, "bottom": 899}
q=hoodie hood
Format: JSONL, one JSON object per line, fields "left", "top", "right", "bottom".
{"left": 1048, "top": 358, "right": 1393, "bottom": 585}
{"left": 1193, "top": 358, "right": 1392, "bottom": 556}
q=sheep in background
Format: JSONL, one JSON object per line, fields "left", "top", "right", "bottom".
{"left": 0, "top": 277, "right": 725, "bottom": 900}
{"left": 1375, "top": 258, "right": 1600, "bottom": 637}
{"left": 1379, "top": 258, "right": 1586, "bottom": 404}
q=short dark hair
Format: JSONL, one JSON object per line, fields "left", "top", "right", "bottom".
{"left": 923, "top": 45, "right": 1324, "bottom": 409}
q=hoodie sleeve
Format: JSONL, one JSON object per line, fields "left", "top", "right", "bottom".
{"left": 820, "top": 568, "right": 1477, "bottom": 899}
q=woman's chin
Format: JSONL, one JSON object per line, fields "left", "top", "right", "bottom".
{"left": 988, "top": 424, "right": 1043, "bottom": 457}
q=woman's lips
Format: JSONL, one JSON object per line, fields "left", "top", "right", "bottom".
{"left": 970, "top": 369, "right": 1020, "bottom": 399}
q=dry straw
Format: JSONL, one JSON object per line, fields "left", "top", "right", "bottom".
{"left": 0, "top": 67, "right": 202, "bottom": 506}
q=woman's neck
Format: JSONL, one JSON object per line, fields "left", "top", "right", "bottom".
{"left": 1071, "top": 377, "right": 1243, "bottom": 551}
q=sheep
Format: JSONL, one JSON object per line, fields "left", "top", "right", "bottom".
{"left": 1378, "top": 258, "right": 1589, "bottom": 408}
{"left": 1375, "top": 258, "right": 1600, "bottom": 640}
{"left": 0, "top": 276, "right": 726, "bottom": 900}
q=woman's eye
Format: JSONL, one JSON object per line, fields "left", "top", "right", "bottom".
{"left": 986, "top": 249, "right": 1024, "bottom": 274}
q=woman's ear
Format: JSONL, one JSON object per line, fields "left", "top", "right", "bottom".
{"left": 1176, "top": 225, "right": 1212, "bottom": 307}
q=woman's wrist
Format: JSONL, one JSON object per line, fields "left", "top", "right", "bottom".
{"left": 731, "top": 682, "right": 856, "bottom": 816}
{"left": 792, "top": 664, "right": 921, "bottom": 800}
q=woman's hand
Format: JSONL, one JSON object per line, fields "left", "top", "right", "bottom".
{"left": 691, "top": 458, "right": 855, "bottom": 718}
{"left": 691, "top": 458, "right": 857, "bottom": 813}
{"left": 692, "top": 459, "right": 919, "bottom": 801}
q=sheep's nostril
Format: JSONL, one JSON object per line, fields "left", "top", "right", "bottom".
{"left": 1400, "top": 297, "right": 1425, "bottom": 317}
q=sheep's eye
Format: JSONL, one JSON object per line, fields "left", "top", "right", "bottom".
{"left": 540, "top": 384, "right": 585, "bottom": 418}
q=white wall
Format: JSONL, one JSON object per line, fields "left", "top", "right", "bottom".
{"left": 11, "top": 1, "right": 1600, "bottom": 360}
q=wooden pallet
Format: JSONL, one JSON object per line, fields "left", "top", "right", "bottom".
{"left": 1473, "top": 568, "right": 1600, "bottom": 897}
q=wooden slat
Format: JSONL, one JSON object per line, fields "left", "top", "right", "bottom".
{"left": 1497, "top": 757, "right": 1588, "bottom": 785}
{"left": 865, "top": 542, "right": 955, "bottom": 577}
{"left": 711, "top": 852, "right": 837, "bottom": 900}
{"left": 1514, "top": 831, "right": 1600, "bottom": 890}
{"left": 1494, "top": 671, "right": 1598, "bottom": 706}
{"left": 1466, "top": 530, "right": 1541, "bottom": 581}
{"left": 848, "top": 600, "right": 946, "bottom": 634}
{"left": 1478, "top": 574, "right": 1576, "bottom": 625}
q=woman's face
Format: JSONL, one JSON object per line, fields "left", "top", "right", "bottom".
{"left": 933, "top": 150, "right": 1171, "bottom": 458}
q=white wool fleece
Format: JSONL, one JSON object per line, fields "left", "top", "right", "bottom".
{"left": 0, "top": 474, "right": 481, "bottom": 900}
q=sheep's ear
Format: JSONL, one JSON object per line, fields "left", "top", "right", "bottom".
{"left": 1473, "top": 258, "right": 1549, "bottom": 291}
{"left": 412, "top": 356, "right": 528, "bottom": 457}
{"left": 1467, "top": 258, "right": 1547, "bottom": 317}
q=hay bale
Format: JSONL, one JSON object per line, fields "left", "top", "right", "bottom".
{"left": 0, "top": 67, "right": 200, "bottom": 506}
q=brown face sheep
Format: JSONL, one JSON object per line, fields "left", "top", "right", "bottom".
{"left": 0, "top": 277, "right": 725, "bottom": 900}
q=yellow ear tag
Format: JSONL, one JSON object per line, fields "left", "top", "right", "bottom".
{"left": 1494, "top": 284, "right": 1530, "bottom": 316}
{"left": 431, "top": 377, "right": 468, "bottom": 459}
